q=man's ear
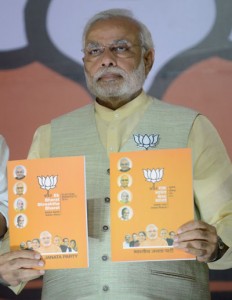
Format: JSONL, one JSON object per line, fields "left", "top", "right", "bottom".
{"left": 143, "top": 49, "right": 155, "bottom": 76}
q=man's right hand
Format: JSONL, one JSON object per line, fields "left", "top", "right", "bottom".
{"left": 0, "top": 250, "right": 45, "bottom": 286}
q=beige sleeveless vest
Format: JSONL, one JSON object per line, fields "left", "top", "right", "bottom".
{"left": 41, "top": 99, "right": 210, "bottom": 300}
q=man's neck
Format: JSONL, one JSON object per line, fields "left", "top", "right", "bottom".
{"left": 96, "top": 89, "right": 142, "bottom": 110}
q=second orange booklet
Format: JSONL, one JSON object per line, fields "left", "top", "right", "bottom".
{"left": 7, "top": 156, "right": 88, "bottom": 269}
{"left": 110, "top": 148, "right": 195, "bottom": 262}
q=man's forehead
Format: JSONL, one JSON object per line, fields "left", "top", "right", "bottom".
{"left": 86, "top": 17, "right": 140, "bottom": 43}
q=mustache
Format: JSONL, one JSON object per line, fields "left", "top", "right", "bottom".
{"left": 94, "top": 67, "right": 127, "bottom": 81}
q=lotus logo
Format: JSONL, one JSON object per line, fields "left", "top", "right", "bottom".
{"left": 37, "top": 175, "right": 58, "bottom": 196}
{"left": 143, "top": 168, "right": 164, "bottom": 189}
{"left": 133, "top": 134, "right": 159, "bottom": 150}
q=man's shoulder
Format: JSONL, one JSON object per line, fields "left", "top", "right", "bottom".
{"left": 52, "top": 104, "right": 94, "bottom": 123}
{"left": 149, "top": 96, "right": 199, "bottom": 115}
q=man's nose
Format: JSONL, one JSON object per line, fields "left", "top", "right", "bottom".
{"left": 101, "top": 48, "right": 117, "bottom": 67}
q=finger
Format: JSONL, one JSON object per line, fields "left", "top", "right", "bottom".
{"left": 177, "top": 220, "right": 216, "bottom": 234}
{"left": 174, "top": 240, "right": 210, "bottom": 251}
{"left": 0, "top": 250, "right": 41, "bottom": 264}
{"left": 1, "top": 256, "right": 44, "bottom": 274}
{"left": 173, "top": 240, "right": 216, "bottom": 261}
{"left": 175, "top": 229, "right": 217, "bottom": 244}
{"left": 2, "top": 268, "right": 45, "bottom": 286}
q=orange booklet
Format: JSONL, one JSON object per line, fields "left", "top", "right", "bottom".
{"left": 110, "top": 148, "right": 195, "bottom": 262}
{"left": 7, "top": 156, "right": 88, "bottom": 269}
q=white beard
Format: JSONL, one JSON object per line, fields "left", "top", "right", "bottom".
{"left": 85, "top": 59, "right": 146, "bottom": 101}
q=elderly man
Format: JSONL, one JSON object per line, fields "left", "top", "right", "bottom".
{"left": 14, "top": 166, "right": 26, "bottom": 180}
{"left": 0, "top": 8, "right": 232, "bottom": 299}
{"left": 119, "top": 157, "right": 131, "bottom": 172}
{"left": 16, "top": 215, "right": 25, "bottom": 229}
{"left": 15, "top": 198, "right": 25, "bottom": 211}
{"left": 38, "top": 231, "right": 61, "bottom": 254}
{"left": 15, "top": 182, "right": 25, "bottom": 197}
{"left": 140, "top": 224, "right": 168, "bottom": 247}
{"left": 0, "top": 136, "right": 8, "bottom": 238}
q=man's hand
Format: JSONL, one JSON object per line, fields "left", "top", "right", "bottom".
{"left": 0, "top": 250, "right": 45, "bottom": 286}
{"left": 173, "top": 220, "right": 218, "bottom": 262}
{"left": 0, "top": 213, "right": 7, "bottom": 238}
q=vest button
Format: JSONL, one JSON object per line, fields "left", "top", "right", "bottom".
{"left": 107, "top": 168, "right": 110, "bottom": 175}
{"left": 104, "top": 197, "right": 110, "bottom": 203}
{"left": 102, "top": 285, "right": 109, "bottom": 292}
{"left": 102, "top": 225, "right": 109, "bottom": 231}
{"left": 102, "top": 255, "right": 108, "bottom": 261}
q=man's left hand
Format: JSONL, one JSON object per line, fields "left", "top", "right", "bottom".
{"left": 173, "top": 220, "right": 218, "bottom": 262}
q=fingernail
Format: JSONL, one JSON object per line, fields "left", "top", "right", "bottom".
{"left": 173, "top": 236, "right": 178, "bottom": 242}
{"left": 35, "top": 254, "right": 41, "bottom": 259}
{"left": 40, "top": 270, "right": 45, "bottom": 275}
{"left": 38, "top": 260, "right": 44, "bottom": 267}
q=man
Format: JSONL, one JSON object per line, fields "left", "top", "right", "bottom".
{"left": 122, "top": 234, "right": 131, "bottom": 248}
{"left": 15, "top": 182, "right": 25, "bottom": 196}
{"left": 16, "top": 215, "right": 25, "bottom": 229}
{"left": 119, "top": 190, "right": 130, "bottom": 203}
{"left": 26, "top": 240, "right": 33, "bottom": 250}
{"left": 167, "top": 231, "right": 175, "bottom": 246}
{"left": 38, "top": 231, "right": 61, "bottom": 254}
{"left": 120, "top": 207, "right": 130, "bottom": 221}
{"left": 62, "top": 238, "right": 72, "bottom": 252}
{"left": 0, "top": 136, "right": 8, "bottom": 238}
{"left": 141, "top": 224, "right": 168, "bottom": 247}
{"left": 0, "top": 136, "right": 44, "bottom": 290}
{"left": 119, "top": 174, "right": 130, "bottom": 188}
{"left": 0, "top": 8, "right": 232, "bottom": 299}
{"left": 129, "top": 233, "right": 140, "bottom": 247}
{"left": 15, "top": 198, "right": 25, "bottom": 211}
{"left": 14, "top": 166, "right": 26, "bottom": 180}
{"left": 119, "top": 157, "right": 131, "bottom": 172}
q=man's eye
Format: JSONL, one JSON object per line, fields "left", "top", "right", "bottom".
{"left": 112, "top": 45, "right": 129, "bottom": 53}
{"left": 88, "top": 48, "right": 102, "bottom": 56}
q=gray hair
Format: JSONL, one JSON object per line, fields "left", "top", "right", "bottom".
{"left": 82, "top": 8, "right": 154, "bottom": 51}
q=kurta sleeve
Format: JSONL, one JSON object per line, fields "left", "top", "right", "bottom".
{"left": 188, "top": 115, "right": 232, "bottom": 269}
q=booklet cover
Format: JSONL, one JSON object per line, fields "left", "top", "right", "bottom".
{"left": 110, "top": 148, "right": 195, "bottom": 262}
{"left": 7, "top": 156, "right": 88, "bottom": 269}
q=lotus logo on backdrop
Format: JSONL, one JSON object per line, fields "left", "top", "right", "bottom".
{"left": 37, "top": 175, "right": 58, "bottom": 197}
{"left": 133, "top": 134, "right": 159, "bottom": 150}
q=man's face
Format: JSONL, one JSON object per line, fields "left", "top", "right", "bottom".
{"left": 40, "top": 232, "right": 52, "bottom": 247}
{"left": 121, "top": 191, "right": 129, "bottom": 202}
{"left": 63, "top": 238, "right": 69, "bottom": 246}
{"left": 146, "top": 225, "right": 158, "bottom": 239}
{"left": 125, "top": 234, "right": 131, "bottom": 242}
{"left": 120, "top": 176, "right": 129, "bottom": 188}
{"left": 16, "top": 167, "right": 24, "bottom": 179}
{"left": 16, "top": 183, "right": 24, "bottom": 195}
{"left": 120, "top": 159, "right": 130, "bottom": 171}
{"left": 160, "top": 229, "right": 167, "bottom": 239}
{"left": 132, "top": 234, "right": 137, "bottom": 241}
{"left": 170, "top": 232, "right": 175, "bottom": 239}
{"left": 83, "top": 17, "right": 148, "bottom": 104}
{"left": 122, "top": 208, "right": 130, "bottom": 220}
{"left": 32, "top": 239, "right": 40, "bottom": 250}
{"left": 17, "top": 199, "right": 24, "bottom": 210}
{"left": 17, "top": 216, "right": 24, "bottom": 227}
{"left": 27, "top": 241, "right": 32, "bottom": 248}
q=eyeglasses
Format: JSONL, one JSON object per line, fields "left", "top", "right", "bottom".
{"left": 82, "top": 40, "right": 143, "bottom": 60}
